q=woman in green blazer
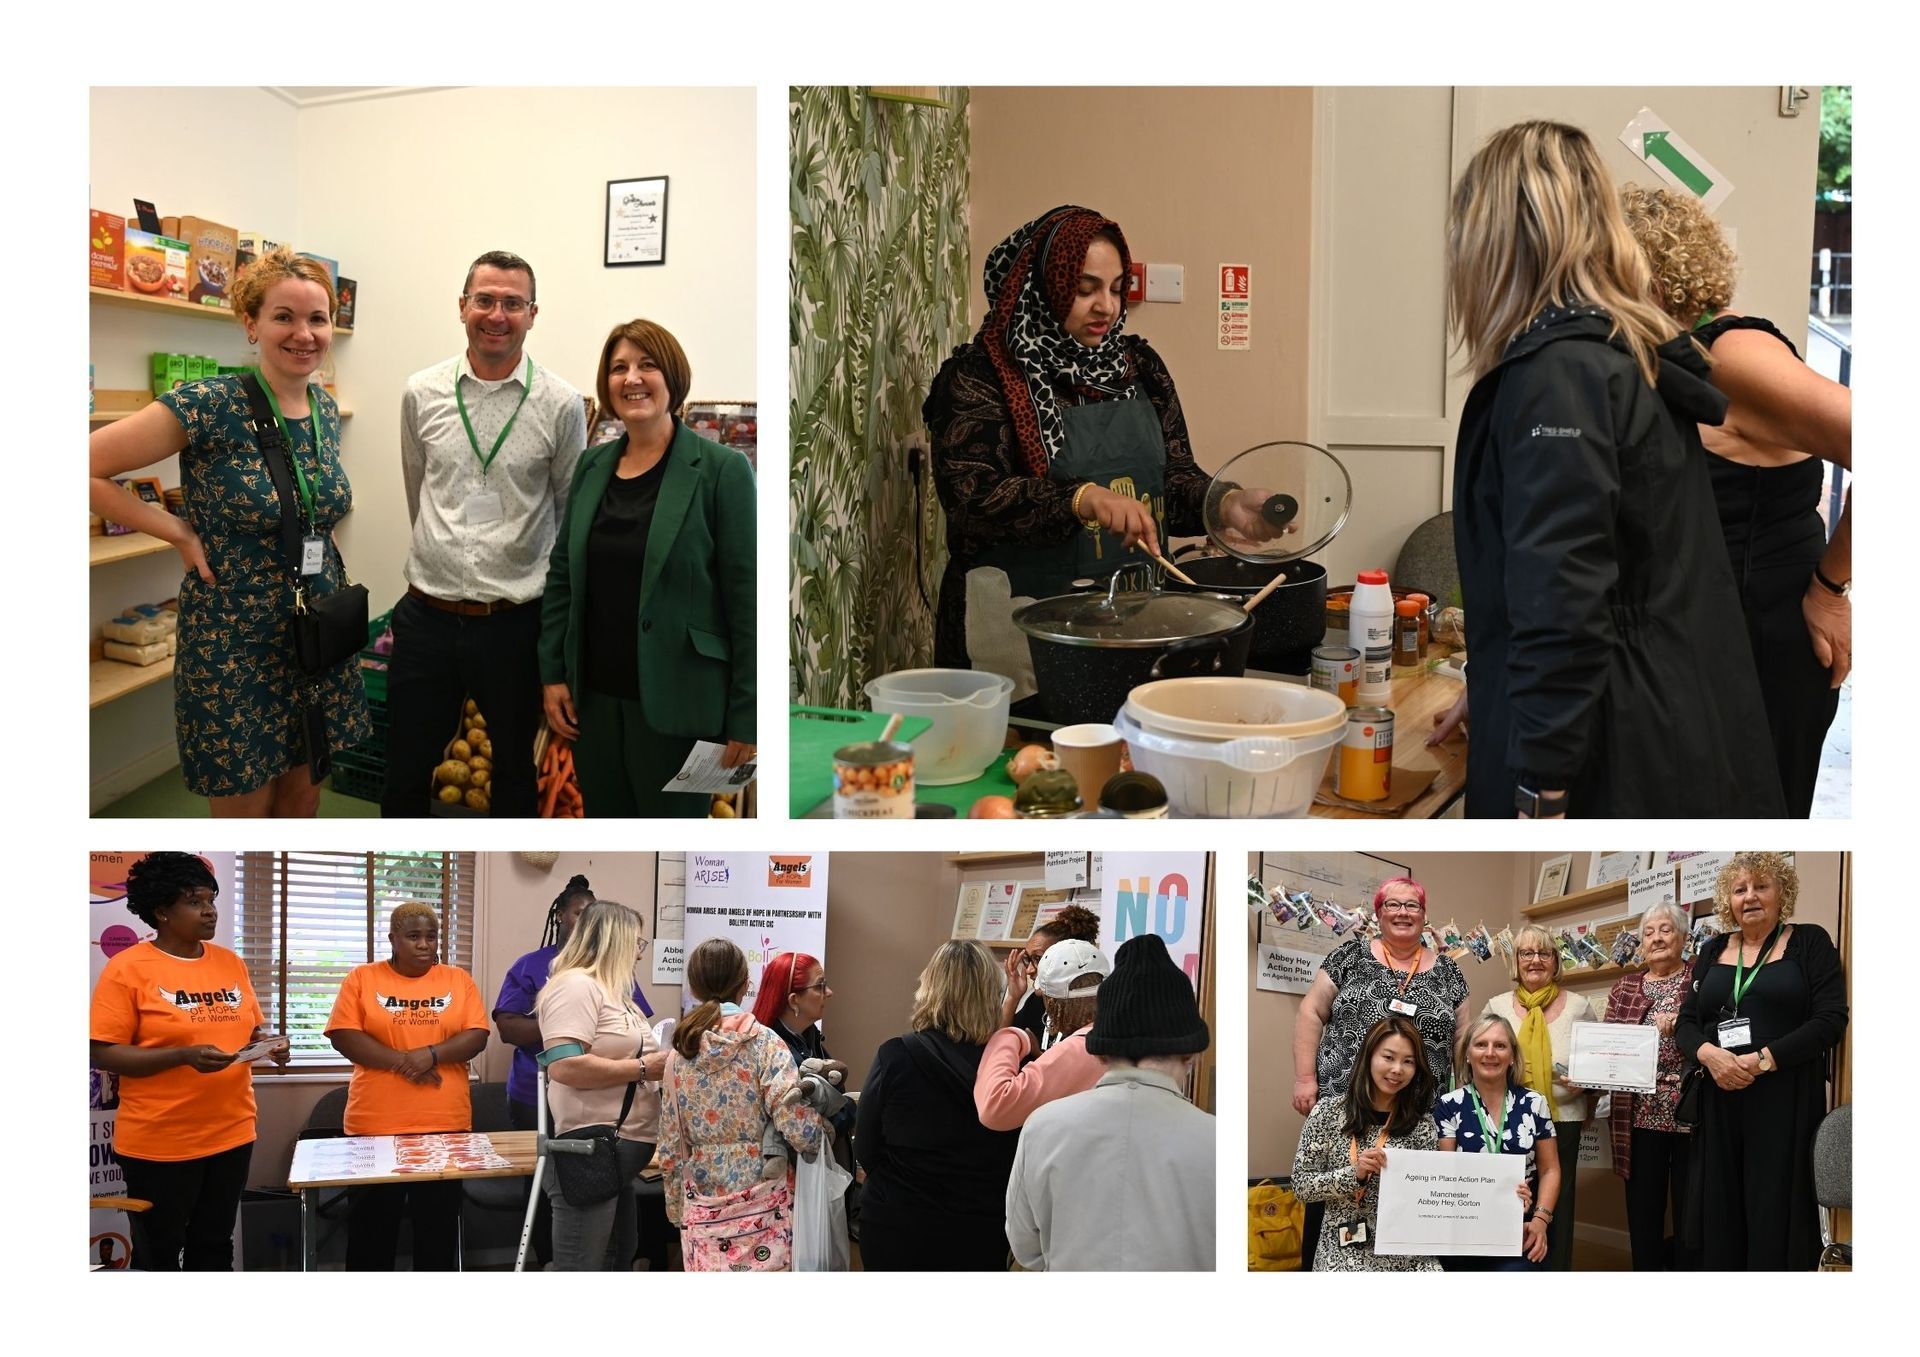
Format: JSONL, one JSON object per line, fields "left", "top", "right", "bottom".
{"left": 539, "top": 320, "right": 756, "bottom": 817}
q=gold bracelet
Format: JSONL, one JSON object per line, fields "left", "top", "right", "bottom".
{"left": 1071, "top": 482, "right": 1095, "bottom": 521}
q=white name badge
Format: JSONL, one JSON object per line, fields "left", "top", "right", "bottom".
{"left": 1337, "top": 1220, "right": 1369, "bottom": 1248}
{"left": 1716, "top": 1018, "right": 1752, "bottom": 1050}
{"left": 300, "top": 535, "right": 325, "bottom": 576}
{"left": 1387, "top": 998, "right": 1419, "bottom": 1018}
{"left": 464, "top": 490, "right": 504, "bottom": 525}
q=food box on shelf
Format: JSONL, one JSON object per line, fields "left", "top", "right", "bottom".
{"left": 336, "top": 277, "right": 357, "bottom": 328}
{"left": 235, "top": 231, "right": 284, "bottom": 275}
{"left": 90, "top": 211, "right": 125, "bottom": 289}
{"left": 178, "top": 216, "right": 237, "bottom": 309}
{"left": 124, "top": 231, "right": 188, "bottom": 301}
{"left": 297, "top": 251, "right": 339, "bottom": 290}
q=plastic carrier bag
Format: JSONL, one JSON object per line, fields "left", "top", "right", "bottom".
{"left": 793, "top": 1146, "right": 853, "bottom": 1272}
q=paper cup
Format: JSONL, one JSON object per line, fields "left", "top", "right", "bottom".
{"left": 1051, "top": 723, "right": 1124, "bottom": 809}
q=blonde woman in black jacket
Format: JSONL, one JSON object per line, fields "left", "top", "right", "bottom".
{"left": 1442, "top": 120, "right": 1783, "bottom": 818}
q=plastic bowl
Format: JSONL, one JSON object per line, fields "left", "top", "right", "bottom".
{"left": 864, "top": 669, "right": 1015, "bottom": 786}
{"left": 1124, "top": 676, "right": 1348, "bottom": 740}
{"left": 1114, "top": 682, "right": 1346, "bottom": 817}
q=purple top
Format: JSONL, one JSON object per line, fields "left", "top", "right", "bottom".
{"left": 495, "top": 944, "right": 655, "bottom": 1105}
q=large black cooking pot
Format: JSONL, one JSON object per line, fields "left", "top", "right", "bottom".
{"left": 1011, "top": 583, "right": 1254, "bottom": 727}
{"left": 1164, "top": 553, "right": 1327, "bottom": 668}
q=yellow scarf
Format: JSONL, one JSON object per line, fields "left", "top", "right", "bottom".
{"left": 1513, "top": 983, "right": 1561, "bottom": 1119}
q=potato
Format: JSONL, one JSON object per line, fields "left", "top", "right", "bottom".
{"left": 464, "top": 787, "right": 490, "bottom": 812}
{"left": 709, "top": 798, "right": 736, "bottom": 819}
{"left": 478, "top": 739, "right": 493, "bottom": 759}
{"left": 435, "top": 759, "right": 472, "bottom": 788}
{"left": 466, "top": 726, "right": 485, "bottom": 748}
{"left": 470, "top": 769, "right": 491, "bottom": 789}
{"left": 464, "top": 699, "right": 478, "bottom": 717}
{"left": 449, "top": 739, "right": 473, "bottom": 762}
{"left": 469, "top": 712, "right": 488, "bottom": 730}
{"left": 470, "top": 755, "right": 491, "bottom": 773}
{"left": 438, "top": 784, "right": 463, "bottom": 804}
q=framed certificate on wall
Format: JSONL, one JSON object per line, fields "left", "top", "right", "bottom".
{"left": 606, "top": 176, "right": 668, "bottom": 267}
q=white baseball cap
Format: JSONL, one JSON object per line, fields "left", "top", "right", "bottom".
{"left": 1036, "top": 939, "right": 1112, "bottom": 999}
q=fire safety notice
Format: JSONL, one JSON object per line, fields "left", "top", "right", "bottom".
{"left": 1218, "top": 264, "right": 1251, "bottom": 350}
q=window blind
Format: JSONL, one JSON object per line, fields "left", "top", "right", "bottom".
{"left": 235, "top": 851, "right": 477, "bottom": 1069}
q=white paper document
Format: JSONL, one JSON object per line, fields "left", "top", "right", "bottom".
{"left": 663, "top": 741, "right": 758, "bottom": 794}
{"left": 1567, "top": 1020, "right": 1659, "bottom": 1094}
{"left": 231, "top": 1034, "right": 288, "bottom": 1064}
{"left": 1374, "top": 1147, "right": 1524, "bottom": 1257}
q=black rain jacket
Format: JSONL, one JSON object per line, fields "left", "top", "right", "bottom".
{"left": 1451, "top": 305, "right": 1785, "bottom": 818}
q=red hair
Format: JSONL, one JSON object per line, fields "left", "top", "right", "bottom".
{"left": 751, "top": 951, "right": 821, "bottom": 1028}
{"left": 1371, "top": 877, "right": 1427, "bottom": 914}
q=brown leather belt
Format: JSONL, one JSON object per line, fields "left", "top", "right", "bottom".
{"left": 407, "top": 585, "right": 529, "bottom": 617}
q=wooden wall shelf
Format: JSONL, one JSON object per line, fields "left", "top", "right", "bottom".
{"left": 1522, "top": 878, "right": 1631, "bottom": 919}
{"left": 90, "top": 532, "right": 172, "bottom": 567}
{"left": 90, "top": 654, "right": 172, "bottom": 708}
{"left": 91, "top": 286, "right": 353, "bottom": 333}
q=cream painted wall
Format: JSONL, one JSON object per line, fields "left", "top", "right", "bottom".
{"left": 1247, "top": 850, "right": 1849, "bottom": 1251}
{"left": 88, "top": 86, "right": 755, "bottom": 802}
{"left": 295, "top": 86, "right": 757, "bottom": 612}
{"left": 968, "top": 87, "right": 1315, "bottom": 542}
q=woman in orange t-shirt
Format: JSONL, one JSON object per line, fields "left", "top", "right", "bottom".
{"left": 89, "top": 852, "right": 288, "bottom": 1270}
{"left": 325, "top": 901, "right": 489, "bottom": 1270}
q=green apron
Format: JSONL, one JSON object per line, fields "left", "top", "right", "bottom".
{"left": 975, "top": 388, "right": 1168, "bottom": 600}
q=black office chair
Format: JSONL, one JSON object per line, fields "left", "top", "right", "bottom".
{"left": 462, "top": 1081, "right": 527, "bottom": 1259}
{"left": 294, "top": 1085, "right": 354, "bottom": 1262}
{"left": 1815, "top": 1102, "right": 1851, "bottom": 1270}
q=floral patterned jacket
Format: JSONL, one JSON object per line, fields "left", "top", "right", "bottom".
{"left": 658, "top": 1013, "right": 823, "bottom": 1226}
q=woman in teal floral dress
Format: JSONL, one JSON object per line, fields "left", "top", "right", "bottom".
{"left": 89, "top": 249, "right": 369, "bottom": 814}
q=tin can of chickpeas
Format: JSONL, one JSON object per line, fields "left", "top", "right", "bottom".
{"left": 1335, "top": 706, "right": 1394, "bottom": 802}
{"left": 832, "top": 741, "right": 915, "bottom": 818}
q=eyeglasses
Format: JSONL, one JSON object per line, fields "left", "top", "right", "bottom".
{"left": 1516, "top": 949, "right": 1557, "bottom": 960}
{"left": 1378, "top": 902, "right": 1424, "bottom": 916}
{"left": 1018, "top": 951, "right": 1048, "bottom": 972}
{"left": 794, "top": 978, "right": 830, "bottom": 993}
{"left": 463, "top": 293, "right": 531, "bottom": 315}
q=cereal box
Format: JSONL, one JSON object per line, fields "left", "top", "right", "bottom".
{"left": 124, "top": 230, "right": 188, "bottom": 302}
{"left": 90, "top": 210, "right": 125, "bottom": 289}
{"left": 236, "top": 231, "right": 284, "bottom": 276}
{"left": 177, "top": 216, "right": 238, "bottom": 309}
{"left": 335, "top": 277, "right": 357, "bottom": 329}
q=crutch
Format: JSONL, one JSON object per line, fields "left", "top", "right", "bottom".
{"left": 515, "top": 1057, "right": 594, "bottom": 1272}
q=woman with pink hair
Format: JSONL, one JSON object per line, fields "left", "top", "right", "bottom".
{"left": 1289, "top": 875, "right": 1472, "bottom": 1268}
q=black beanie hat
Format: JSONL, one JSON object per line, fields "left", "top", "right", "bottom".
{"left": 1084, "top": 934, "right": 1210, "bottom": 1058}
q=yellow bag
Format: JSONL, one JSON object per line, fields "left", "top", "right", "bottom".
{"left": 1248, "top": 1178, "right": 1304, "bottom": 1271}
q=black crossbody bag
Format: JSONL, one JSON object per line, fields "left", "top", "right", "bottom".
{"left": 241, "top": 373, "right": 369, "bottom": 781}
{"left": 551, "top": 1078, "right": 641, "bottom": 1207}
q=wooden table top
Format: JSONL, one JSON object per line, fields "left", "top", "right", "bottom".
{"left": 289, "top": 1131, "right": 539, "bottom": 1190}
{"left": 1310, "top": 665, "right": 1468, "bottom": 820}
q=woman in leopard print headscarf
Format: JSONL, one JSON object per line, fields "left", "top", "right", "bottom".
{"left": 922, "top": 205, "right": 1226, "bottom": 671}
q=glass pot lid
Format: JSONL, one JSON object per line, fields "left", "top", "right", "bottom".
{"left": 1013, "top": 584, "right": 1250, "bottom": 647}
{"left": 1202, "top": 441, "right": 1354, "bottom": 565}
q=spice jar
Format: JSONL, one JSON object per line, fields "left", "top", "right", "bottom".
{"left": 1393, "top": 599, "right": 1423, "bottom": 669}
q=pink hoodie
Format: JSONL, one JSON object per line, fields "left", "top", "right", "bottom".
{"left": 973, "top": 1026, "right": 1105, "bottom": 1131}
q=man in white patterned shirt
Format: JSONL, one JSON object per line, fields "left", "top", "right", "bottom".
{"left": 382, "top": 250, "right": 587, "bottom": 817}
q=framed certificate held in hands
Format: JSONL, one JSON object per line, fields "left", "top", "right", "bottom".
{"left": 1567, "top": 1020, "right": 1659, "bottom": 1094}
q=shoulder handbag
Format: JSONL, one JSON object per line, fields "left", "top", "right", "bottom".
{"left": 240, "top": 372, "right": 369, "bottom": 677}
{"left": 549, "top": 1077, "right": 640, "bottom": 1208}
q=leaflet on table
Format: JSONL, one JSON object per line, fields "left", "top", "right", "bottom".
{"left": 390, "top": 1132, "right": 512, "bottom": 1173}
{"left": 1566, "top": 1021, "right": 1659, "bottom": 1093}
{"left": 1374, "top": 1147, "right": 1524, "bottom": 1257}
{"left": 663, "top": 741, "right": 757, "bottom": 794}
{"left": 290, "top": 1135, "right": 398, "bottom": 1183}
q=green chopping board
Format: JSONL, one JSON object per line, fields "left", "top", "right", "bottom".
{"left": 789, "top": 706, "right": 932, "bottom": 817}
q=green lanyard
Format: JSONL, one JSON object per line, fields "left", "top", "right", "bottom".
{"left": 1465, "top": 1084, "right": 1509, "bottom": 1153}
{"left": 1692, "top": 310, "right": 1718, "bottom": 331}
{"left": 455, "top": 356, "right": 535, "bottom": 475}
{"left": 253, "top": 372, "right": 319, "bottom": 526}
{"left": 1729, "top": 924, "right": 1782, "bottom": 1012}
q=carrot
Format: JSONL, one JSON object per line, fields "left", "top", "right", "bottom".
{"left": 539, "top": 770, "right": 567, "bottom": 819}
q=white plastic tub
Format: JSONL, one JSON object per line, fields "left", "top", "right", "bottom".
{"left": 863, "top": 668, "right": 1015, "bottom": 786}
{"left": 1116, "top": 679, "right": 1346, "bottom": 817}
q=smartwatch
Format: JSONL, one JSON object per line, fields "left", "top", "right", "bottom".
{"left": 1515, "top": 784, "right": 1569, "bottom": 818}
